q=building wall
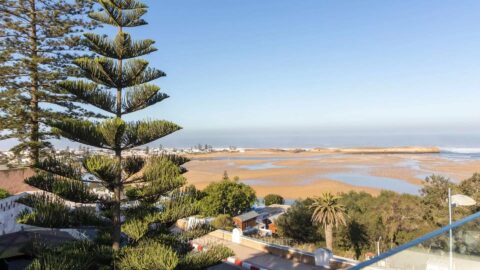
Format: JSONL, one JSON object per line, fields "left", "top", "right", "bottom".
{"left": 0, "top": 168, "right": 36, "bottom": 194}
{"left": 268, "top": 223, "right": 278, "bottom": 234}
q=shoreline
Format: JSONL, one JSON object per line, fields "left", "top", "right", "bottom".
{"left": 186, "top": 146, "right": 441, "bottom": 159}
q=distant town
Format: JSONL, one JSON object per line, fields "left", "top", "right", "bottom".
{"left": 0, "top": 144, "right": 243, "bottom": 168}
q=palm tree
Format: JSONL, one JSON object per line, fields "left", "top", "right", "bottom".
{"left": 311, "top": 192, "right": 347, "bottom": 251}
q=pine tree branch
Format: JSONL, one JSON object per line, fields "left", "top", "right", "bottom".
{"left": 122, "top": 84, "right": 168, "bottom": 114}
{"left": 74, "top": 57, "right": 166, "bottom": 89}
{"left": 48, "top": 118, "right": 113, "bottom": 149}
{"left": 89, "top": 0, "right": 147, "bottom": 28}
{"left": 84, "top": 32, "right": 157, "bottom": 59}
{"left": 122, "top": 120, "right": 181, "bottom": 149}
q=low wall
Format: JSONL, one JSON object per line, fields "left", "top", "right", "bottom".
{"left": 209, "top": 230, "right": 357, "bottom": 268}
{"left": 0, "top": 168, "right": 36, "bottom": 194}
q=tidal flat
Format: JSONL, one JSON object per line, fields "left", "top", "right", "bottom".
{"left": 184, "top": 148, "right": 480, "bottom": 199}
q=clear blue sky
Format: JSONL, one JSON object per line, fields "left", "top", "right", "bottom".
{"left": 3, "top": 0, "right": 480, "bottom": 150}
{"left": 130, "top": 0, "right": 480, "bottom": 135}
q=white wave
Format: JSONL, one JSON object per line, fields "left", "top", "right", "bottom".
{"left": 440, "top": 147, "right": 480, "bottom": 154}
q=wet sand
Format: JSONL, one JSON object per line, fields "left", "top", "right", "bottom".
{"left": 184, "top": 149, "right": 480, "bottom": 199}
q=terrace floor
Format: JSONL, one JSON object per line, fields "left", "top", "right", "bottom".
{"left": 195, "top": 234, "right": 328, "bottom": 270}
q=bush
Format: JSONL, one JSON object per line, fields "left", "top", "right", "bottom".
{"left": 26, "top": 241, "right": 113, "bottom": 270}
{"left": 198, "top": 178, "right": 256, "bottom": 216}
{"left": 264, "top": 194, "right": 284, "bottom": 206}
{"left": 119, "top": 240, "right": 178, "bottom": 270}
{"left": 16, "top": 194, "right": 103, "bottom": 228}
{"left": 176, "top": 245, "right": 234, "bottom": 270}
{"left": 275, "top": 198, "right": 321, "bottom": 243}
{"left": 16, "top": 194, "right": 71, "bottom": 228}
{"left": 0, "top": 188, "right": 10, "bottom": 199}
{"left": 211, "top": 214, "right": 233, "bottom": 230}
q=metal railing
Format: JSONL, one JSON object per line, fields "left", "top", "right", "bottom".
{"left": 349, "top": 211, "right": 480, "bottom": 269}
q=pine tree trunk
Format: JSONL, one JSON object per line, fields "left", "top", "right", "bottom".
{"left": 112, "top": 148, "right": 121, "bottom": 251}
{"left": 28, "top": 0, "right": 40, "bottom": 165}
{"left": 325, "top": 224, "right": 333, "bottom": 251}
{"left": 112, "top": 21, "right": 124, "bottom": 251}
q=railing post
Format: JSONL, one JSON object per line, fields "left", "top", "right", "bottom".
{"left": 448, "top": 188, "right": 453, "bottom": 270}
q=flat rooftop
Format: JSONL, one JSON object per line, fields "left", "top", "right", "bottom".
{"left": 194, "top": 234, "right": 329, "bottom": 270}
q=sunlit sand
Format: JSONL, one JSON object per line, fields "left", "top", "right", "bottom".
{"left": 184, "top": 148, "right": 480, "bottom": 199}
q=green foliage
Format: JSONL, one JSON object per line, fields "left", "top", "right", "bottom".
{"left": 176, "top": 245, "right": 234, "bottom": 270}
{"left": 211, "top": 214, "right": 234, "bottom": 230}
{"left": 310, "top": 192, "right": 347, "bottom": 251}
{"left": 420, "top": 175, "right": 457, "bottom": 227}
{"left": 0, "top": 0, "right": 97, "bottom": 163}
{"left": 277, "top": 181, "right": 465, "bottom": 259}
{"left": 276, "top": 199, "right": 321, "bottom": 243}
{"left": 127, "top": 157, "right": 187, "bottom": 202}
{"left": 0, "top": 188, "right": 10, "bottom": 199}
{"left": 264, "top": 194, "right": 285, "bottom": 206}
{"left": 70, "top": 207, "right": 107, "bottom": 227}
{"left": 311, "top": 193, "right": 347, "bottom": 228}
{"left": 83, "top": 155, "right": 120, "bottom": 189}
{"left": 26, "top": 241, "right": 113, "bottom": 270}
{"left": 458, "top": 173, "right": 480, "bottom": 213}
{"left": 25, "top": 173, "right": 98, "bottom": 203}
{"left": 337, "top": 220, "right": 369, "bottom": 259}
{"left": 119, "top": 240, "right": 179, "bottom": 270}
{"left": 16, "top": 194, "right": 103, "bottom": 228}
{"left": 122, "top": 218, "right": 150, "bottom": 242}
{"left": 18, "top": 2, "right": 227, "bottom": 269}
{"left": 16, "top": 194, "right": 71, "bottom": 228}
{"left": 199, "top": 177, "right": 256, "bottom": 216}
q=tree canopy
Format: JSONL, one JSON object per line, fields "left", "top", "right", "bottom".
{"left": 18, "top": 1, "right": 232, "bottom": 268}
{"left": 0, "top": 0, "right": 97, "bottom": 164}
{"left": 198, "top": 174, "right": 256, "bottom": 217}
{"left": 264, "top": 194, "right": 285, "bottom": 206}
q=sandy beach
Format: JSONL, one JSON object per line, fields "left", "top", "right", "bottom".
{"left": 184, "top": 148, "right": 480, "bottom": 199}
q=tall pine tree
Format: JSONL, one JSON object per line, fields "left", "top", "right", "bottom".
{"left": 0, "top": 0, "right": 97, "bottom": 164}
{"left": 57, "top": 0, "right": 177, "bottom": 250}
{"left": 20, "top": 0, "right": 191, "bottom": 252}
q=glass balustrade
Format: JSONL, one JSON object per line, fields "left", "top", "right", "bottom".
{"left": 350, "top": 211, "right": 480, "bottom": 270}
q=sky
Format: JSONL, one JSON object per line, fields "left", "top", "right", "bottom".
{"left": 3, "top": 0, "right": 480, "bottom": 149}
{"left": 130, "top": 1, "right": 480, "bottom": 134}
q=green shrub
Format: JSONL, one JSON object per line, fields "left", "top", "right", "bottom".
{"left": 211, "top": 214, "right": 233, "bottom": 230}
{"left": 119, "top": 240, "right": 178, "bottom": 270}
{"left": 26, "top": 241, "right": 113, "bottom": 270}
{"left": 176, "top": 245, "right": 234, "bottom": 270}
{"left": 16, "top": 194, "right": 70, "bottom": 227}
{"left": 122, "top": 218, "right": 150, "bottom": 242}
{"left": 198, "top": 178, "right": 256, "bottom": 216}
{"left": 264, "top": 194, "right": 284, "bottom": 206}
{"left": 16, "top": 194, "right": 102, "bottom": 228}
{"left": 0, "top": 188, "right": 10, "bottom": 199}
{"left": 70, "top": 207, "right": 105, "bottom": 227}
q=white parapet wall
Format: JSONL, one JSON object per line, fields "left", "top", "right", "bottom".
{"left": 208, "top": 229, "right": 358, "bottom": 268}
